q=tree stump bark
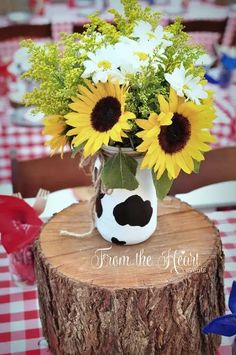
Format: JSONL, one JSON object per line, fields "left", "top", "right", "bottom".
{"left": 34, "top": 197, "right": 225, "bottom": 355}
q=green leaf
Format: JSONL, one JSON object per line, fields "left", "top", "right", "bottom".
{"left": 193, "top": 159, "right": 201, "bottom": 173}
{"left": 101, "top": 151, "right": 139, "bottom": 190}
{"left": 152, "top": 169, "right": 173, "bottom": 200}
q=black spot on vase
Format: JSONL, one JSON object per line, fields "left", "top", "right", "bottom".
{"left": 113, "top": 195, "right": 153, "bottom": 227}
{"left": 111, "top": 237, "right": 126, "bottom": 245}
{"left": 96, "top": 193, "right": 105, "bottom": 218}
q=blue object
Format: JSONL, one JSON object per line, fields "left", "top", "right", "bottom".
{"left": 221, "top": 54, "right": 236, "bottom": 71}
{"left": 205, "top": 53, "right": 236, "bottom": 87}
{"left": 203, "top": 281, "right": 236, "bottom": 337}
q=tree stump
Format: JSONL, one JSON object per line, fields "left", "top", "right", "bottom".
{"left": 34, "top": 197, "right": 225, "bottom": 355}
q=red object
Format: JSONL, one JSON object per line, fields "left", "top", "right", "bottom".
{"left": 8, "top": 244, "right": 36, "bottom": 285}
{"left": 28, "top": 0, "right": 45, "bottom": 16}
{"left": 0, "top": 195, "right": 42, "bottom": 286}
{"left": 0, "top": 61, "right": 13, "bottom": 96}
{"left": 0, "top": 195, "right": 43, "bottom": 254}
{"left": 67, "top": 0, "right": 76, "bottom": 7}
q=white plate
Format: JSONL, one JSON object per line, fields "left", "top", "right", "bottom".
{"left": 26, "top": 188, "right": 78, "bottom": 221}
{"left": 164, "top": 6, "right": 185, "bottom": 15}
{"left": 7, "top": 11, "right": 32, "bottom": 24}
{"left": 10, "top": 108, "right": 44, "bottom": 127}
{"left": 176, "top": 181, "right": 236, "bottom": 211}
{"left": 0, "top": 184, "right": 13, "bottom": 195}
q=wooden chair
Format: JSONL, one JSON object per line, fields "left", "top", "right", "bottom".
{"left": 0, "top": 0, "right": 53, "bottom": 41}
{"left": 169, "top": 146, "right": 236, "bottom": 201}
{"left": 181, "top": 19, "right": 228, "bottom": 40}
{"left": 73, "top": 24, "right": 85, "bottom": 34}
{"left": 0, "top": 23, "right": 52, "bottom": 41}
{"left": 11, "top": 151, "right": 92, "bottom": 198}
{"left": 170, "top": 146, "right": 236, "bottom": 195}
{"left": 169, "top": 18, "right": 228, "bottom": 54}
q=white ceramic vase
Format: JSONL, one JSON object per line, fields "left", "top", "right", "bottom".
{"left": 95, "top": 147, "right": 157, "bottom": 245}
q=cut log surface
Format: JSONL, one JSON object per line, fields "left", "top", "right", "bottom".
{"left": 34, "top": 197, "right": 225, "bottom": 355}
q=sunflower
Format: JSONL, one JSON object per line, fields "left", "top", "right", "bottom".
{"left": 136, "top": 88, "right": 216, "bottom": 180}
{"left": 43, "top": 115, "right": 69, "bottom": 157}
{"left": 65, "top": 80, "right": 135, "bottom": 158}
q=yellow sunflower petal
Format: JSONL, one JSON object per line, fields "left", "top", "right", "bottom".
{"left": 110, "top": 129, "right": 122, "bottom": 142}
{"left": 165, "top": 155, "right": 176, "bottom": 179}
{"left": 156, "top": 160, "right": 166, "bottom": 180}
{"left": 95, "top": 82, "right": 108, "bottom": 98}
{"left": 175, "top": 153, "right": 191, "bottom": 174}
{"left": 83, "top": 133, "right": 100, "bottom": 157}
{"left": 68, "top": 102, "right": 91, "bottom": 114}
{"left": 158, "top": 95, "right": 169, "bottom": 113}
{"left": 158, "top": 112, "right": 173, "bottom": 126}
{"left": 66, "top": 127, "right": 81, "bottom": 136}
{"left": 169, "top": 88, "right": 178, "bottom": 112}
{"left": 136, "top": 119, "right": 153, "bottom": 130}
{"left": 120, "top": 111, "right": 136, "bottom": 121}
{"left": 43, "top": 115, "right": 68, "bottom": 156}
{"left": 90, "top": 134, "right": 106, "bottom": 154}
{"left": 83, "top": 80, "right": 102, "bottom": 100}
{"left": 78, "top": 85, "right": 99, "bottom": 103}
{"left": 76, "top": 94, "right": 95, "bottom": 107}
{"left": 146, "top": 126, "right": 161, "bottom": 138}
{"left": 149, "top": 112, "right": 159, "bottom": 125}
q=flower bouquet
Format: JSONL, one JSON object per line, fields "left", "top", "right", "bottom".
{"left": 21, "top": 0, "right": 215, "bottom": 244}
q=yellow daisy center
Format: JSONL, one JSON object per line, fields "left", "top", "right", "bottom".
{"left": 98, "top": 60, "right": 112, "bottom": 70}
{"left": 134, "top": 51, "right": 148, "bottom": 61}
{"left": 91, "top": 96, "right": 121, "bottom": 132}
{"left": 147, "top": 32, "right": 156, "bottom": 39}
{"left": 158, "top": 113, "right": 191, "bottom": 154}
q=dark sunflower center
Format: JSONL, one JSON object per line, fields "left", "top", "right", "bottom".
{"left": 91, "top": 96, "right": 121, "bottom": 132}
{"left": 158, "top": 113, "right": 191, "bottom": 154}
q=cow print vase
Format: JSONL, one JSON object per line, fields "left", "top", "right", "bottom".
{"left": 94, "top": 156, "right": 157, "bottom": 245}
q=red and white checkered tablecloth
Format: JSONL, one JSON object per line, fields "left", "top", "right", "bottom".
{"left": 0, "top": 208, "right": 235, "bottom": 354}
{"left": 0, "top": 1, "right": 236, "bottom": 61}
{"left": 0, "top": 122, "right": 49, "bottom": 183}
{"left": 207, "top": 209, "right": 236, "bottom": 355}
{"left": 0, "top": 97, "right": 50, "bottom": 184}
{"left": 210, "top": 85, "right": 236, "bottom": 149}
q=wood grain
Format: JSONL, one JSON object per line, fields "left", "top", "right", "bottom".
{"left": 34, "top": 197, "right": 225, "bottom": 354}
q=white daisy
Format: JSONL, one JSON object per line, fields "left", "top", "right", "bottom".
{"left": 82, "top": 45, "right": 121, "bottom": 83}
{"left": 164, "top": 64, "right": 208, "bottom": 104}
{"left": 132, "top": 20, "right": 173, "bottom": 49}
{"left": 115, "top": 38, "right": 159, "bottom": 74}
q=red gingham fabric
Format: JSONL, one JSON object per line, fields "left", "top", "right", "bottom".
{"left": 0, "top": 123, "right": 49, "bottom": 183}
{"left": 0, "top": 1, "right": 235, "bottom": 62}
{"left": 210, "top": 85, "right": 236, "bottom": 149}
{"left": 189, "top": 32, "right": 221, "bottom": 55}
{"left": 51, "top": 22, "right": 73, "bottom": 42}
{"left": 0, "top": 209, "right": 235, "bottom": 354}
